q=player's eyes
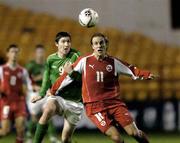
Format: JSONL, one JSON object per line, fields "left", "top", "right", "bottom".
{"left": 100, "top": 41, "right": 104, "bottom": 45}
{"left": 93, "top": 42, "right": 98, "bottom": 45}
{"left": 62, "top": 40, "right": 70, "bottom": 43}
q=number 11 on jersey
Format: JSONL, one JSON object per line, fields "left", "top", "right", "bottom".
{"left": 96, "top": 71, "right": 104, "bottom": 82}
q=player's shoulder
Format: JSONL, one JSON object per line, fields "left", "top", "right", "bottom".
{"left": 47, "top": 53, "right": 57, "bottom": 61}
{"left": 112, "top": 56, "right": 130, "bottom": 66}
{"left": 27, "top": 60, "right": 35, "bottom": 64}
{"left": 0, "top": 64, "right": 5, "bottom": 68}
{"left": 109, "top": 55, "right": 122, "bottom": 62}
{"left": 77, "top": 53, "right": 92, "bottom": 60}
{"left": 69, "top": 48, "right": 81, "bottom": 57}
{"left": 17, "top": 64, "right": 27, "bottom": 70}
{"left": 0, "top": 64, "right": 10, "bottom": 70}
{"left": 25, "top": 60, "right": 36, "bottom": 67}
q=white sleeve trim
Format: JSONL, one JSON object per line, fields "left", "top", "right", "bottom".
{"left": 22, "top": 68, "right": 33, "bottom": 91}
{"left": 114, "top": 59, "right": 138, "bottom": 80}
{"left": 0, "top": 66, "right": 3, "bottom": 81}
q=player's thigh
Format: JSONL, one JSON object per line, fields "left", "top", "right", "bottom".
{"left": 29, "top": 96, "right": 48, "bottom": 115}
{"left": 15, "top": 101, "right": 27, "bottom": 119}
{"left": 87, "top": 111, "right": 113, "bottom": 133}
{"left": 63, "top": 100, "right": 83, "bottom": 126}
{"left": 62, "top": 118, "right": 76, "bottom": 136}
{"left": 111, "top": 105, "right": 134, "bottom": 128}
{"left": 44, "top": 96, "right": 64, "bottom": 116}
{"left": 14, "top": 116, "right": 26, "bottom": 129}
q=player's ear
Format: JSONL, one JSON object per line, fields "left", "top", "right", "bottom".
{"left": 55, "top": 42, "right": 58, "bottom": 47}
{"left": 91, "top": 44, "right": 95, "bottom": 50}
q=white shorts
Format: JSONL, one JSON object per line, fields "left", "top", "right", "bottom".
{"left": 26, "top": 91, "right": 48, "bottom": 115}
{"left": 47, "top": 96, "right": 84, "bottom": 125}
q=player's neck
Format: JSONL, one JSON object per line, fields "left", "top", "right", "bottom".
{"left": 36, "top": 58, "right": 44, "bottom": 64}
{"left": 7, "top": 61, "right": 17, "bottom": 69}
{"left": 57, "top": 52, "right": 66, "bottom": 58}
{"left": 93, "top": 53, "right": 106, "bottom": 61}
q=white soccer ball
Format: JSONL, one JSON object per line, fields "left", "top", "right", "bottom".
{"left": 79, "top": 8, "right": 99, "bottom": 28}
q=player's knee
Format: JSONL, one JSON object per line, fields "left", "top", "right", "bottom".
{"left": 16, "top": 125, "right": 25, "bottom": 134}
{"left": 1, "top": 128, "right": 10, "bottom": 136}
{"left": 127, "top": 129, "right": 140, "bottom": 137}
{"left": 62, "top": 137, "right": 71, "bottom": 143}
{"left": 62, "top": 131, "right": 72, "bottom": 143}
{"left": 106, "top": 132, "right": 121, "bottom": 142}
{"left": 110, "top": 135, "right": 121, "bottom": 142}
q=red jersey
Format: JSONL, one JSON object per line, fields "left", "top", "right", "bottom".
{"left": 0, "top": 64, "right": 32, "bottom": 103}
{"left": 51, "top": 54, "right": 151, "bottom": 104}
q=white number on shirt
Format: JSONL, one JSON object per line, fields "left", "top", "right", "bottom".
{"left": 10, "top": 76, "right": 16, "bottom": 86}
{"left": 59, "top": 66, "right": 64, "bottom": 75}
{"left": 96, "top": 71, "right": 104, "bottom": 82}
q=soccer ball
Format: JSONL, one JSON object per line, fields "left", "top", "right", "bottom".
{"left": 78, "top": 8, "right": 99, "bottom": 28}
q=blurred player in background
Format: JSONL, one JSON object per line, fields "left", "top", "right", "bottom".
{"left": 0, "top": 44, "right": 33, "bottom": 143}
{"left": 51, "top": 33, "right": 156, "bottom": 143}
{"left": 31, "top": 32, "right": 83, "bottom": 143}
{"left": 25, "top": 44, "right": 58, "bottom": 143}
{"left": 0, "top": 56, "right": 5, "bottom": 128}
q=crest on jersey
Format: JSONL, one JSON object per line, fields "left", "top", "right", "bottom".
{"left": 106, "top": 65, "right": 113, "bottom": 72}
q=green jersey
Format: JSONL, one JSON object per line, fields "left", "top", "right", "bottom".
{"left": 39, "top": 48, "right": 81, "bottom": 101}
{"left": 26, "top": 60, "right": 45, "bottom": 86}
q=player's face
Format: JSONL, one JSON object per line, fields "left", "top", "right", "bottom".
{"left": 91, "top": 36, "right": 107, "bottom": 58}
{"left": 56, "top": 37, "right": 71, "bottom": 56}
{"left": 7, "top": 48, "right": 19, "bottom": 62}
{"left": 35, "top": 48, "right": 45, "bottom": 59}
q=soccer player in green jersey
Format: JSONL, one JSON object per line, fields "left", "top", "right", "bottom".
{"left": 25, "top": 45, "right": 58, "bottom": 143}
{"left": 31, "top": 32, "right": 83, "bottom": 143}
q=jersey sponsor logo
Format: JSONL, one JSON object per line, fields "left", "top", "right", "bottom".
{"left": 89, "top": 64, "right": 95, "bottom": 69}
{"left": 106, "top": 65, "right": 113, "bottom": 72}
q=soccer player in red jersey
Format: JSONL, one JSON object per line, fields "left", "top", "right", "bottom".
{"left": 0, "top": 44, "right": 33, "bottom": 143}
{"left": 50, "top": 33, "right": 156, "bottom": 143}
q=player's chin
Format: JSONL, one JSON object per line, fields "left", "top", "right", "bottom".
{"left": 97, "top": 51, "right": 104, "bottom": 55}
{"left": 63, "top": 49, "right": 70, "bottom": 54}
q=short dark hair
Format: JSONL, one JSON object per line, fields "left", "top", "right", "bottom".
{"left": 90, "top": 33, "right": 108, "bottom": 45}
{"left": 55, "top": 32, "right": 71, "bottom": 43}
{"left": 6, "top": 44, "right": 19, "bottom": 52}
{"left": 35, "top": 44, "right": 45, "bottom": 50}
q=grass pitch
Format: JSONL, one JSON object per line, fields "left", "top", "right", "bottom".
{"left": 0, "top": 130, "right": 180, "bottom": 143}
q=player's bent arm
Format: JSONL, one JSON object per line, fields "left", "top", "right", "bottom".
{"left": 64, "top": 56, "right": 84, "bottom": 79}
{"left": 115, "top": 58, "right": 154, "bottom": 80}
{"left": 23, "top": 68, "right": 33, "bottom": 92}
{"left": 39, "top": 62, "right": 51, "bottom": 97}
{"left": 50, "top": 73, "right": 74, "bottom": 95}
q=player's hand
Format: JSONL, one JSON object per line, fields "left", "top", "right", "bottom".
{"left": 31, "top": 95, "right": 43, "bottom": 103}
{"left": 46, "top": 89, "right": 54, "bottom": 97}
{"left": 138, "top": 74, "right": 159, "bottom": 80}
{"left": 147, "top": 74, "right": 159, "bottom": 80}
{"left": 64, "top": 62, "right": 73, "bottom": 74}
